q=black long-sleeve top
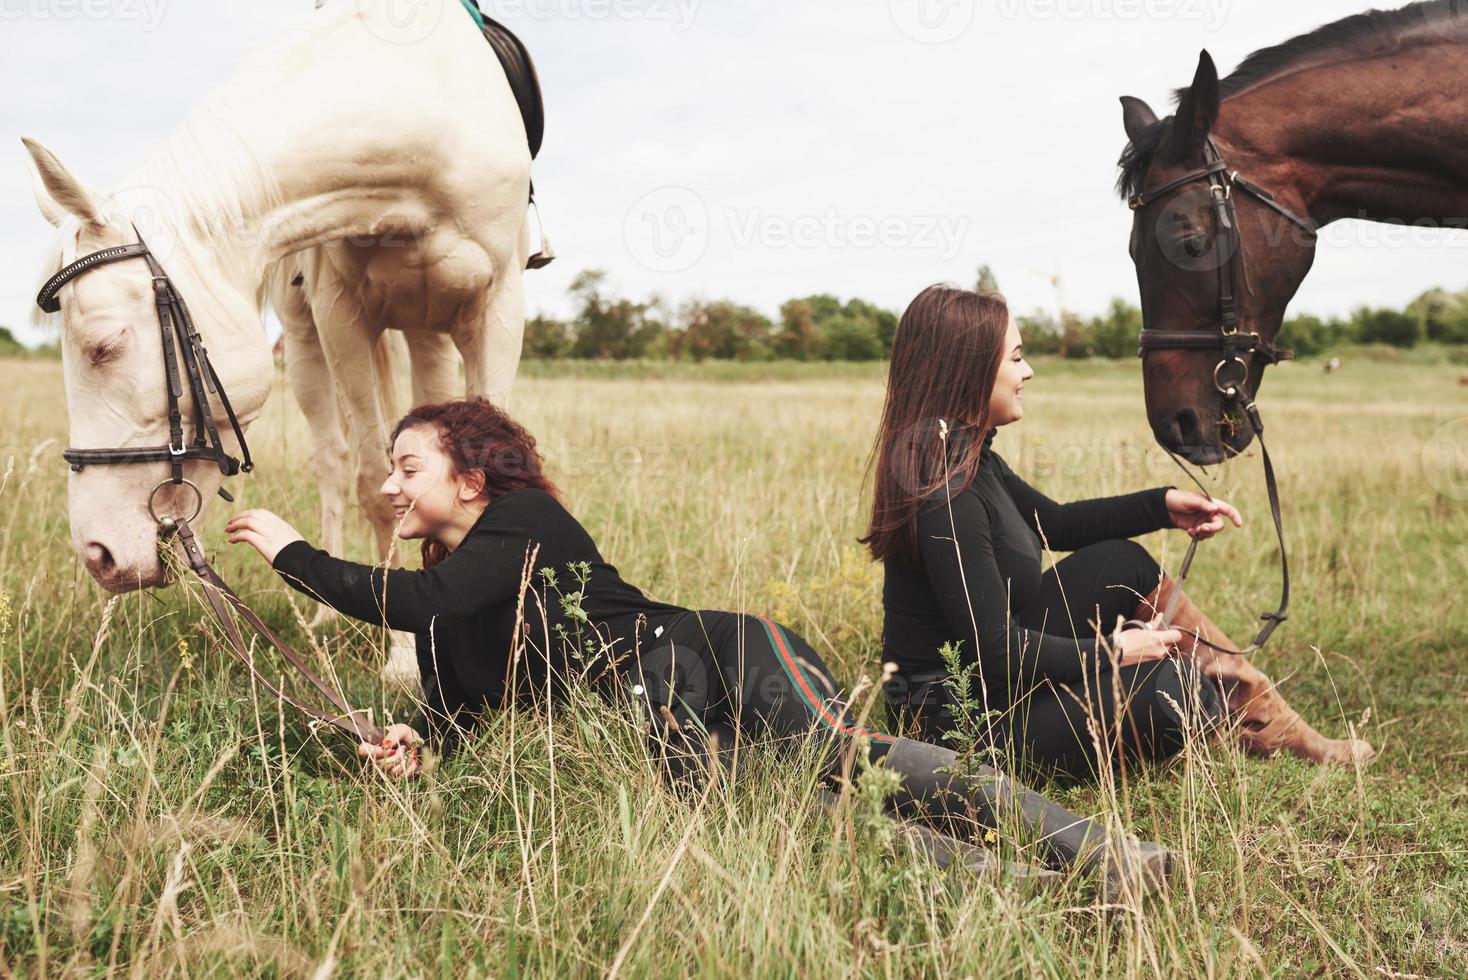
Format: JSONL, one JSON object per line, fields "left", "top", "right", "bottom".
{"left": 881, "top": 427, "right": 1174, "bottom": 699}
{"left": 271, "top": 488, "right": 687, "bottom": 747}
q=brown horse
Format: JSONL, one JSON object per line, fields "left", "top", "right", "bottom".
{"left": 1117, "top": 1, "right": 1468, "bottom": 464}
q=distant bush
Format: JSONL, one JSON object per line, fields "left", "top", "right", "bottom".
{"left": 514, "top": 269, "right": 1468, "bottom": 362}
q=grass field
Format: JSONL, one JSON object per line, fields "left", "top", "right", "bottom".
{"left": 1, "top": 354, "right": 1465, "bottom": 977}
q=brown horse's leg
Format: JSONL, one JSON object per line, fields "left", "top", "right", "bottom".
{"left": 1135, "top": 577, "right": 1374, "bottom": 768}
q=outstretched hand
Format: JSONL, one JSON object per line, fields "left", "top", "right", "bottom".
{"left": 1164, "top": 489, "right": 1242, "bottom": 540}
{"left": 226, "top": 509, "right": 306, "bottom": 564}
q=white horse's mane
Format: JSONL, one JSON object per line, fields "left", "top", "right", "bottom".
{"left": 29, "top": 6, "right": 359, "bottom": 329}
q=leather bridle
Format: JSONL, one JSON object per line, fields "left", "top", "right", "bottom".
{"left": 39, "top": 233, "right": 381, "bottom": 745}
{"left": 37, "top": 233, "right": 254, "bottom": 523}
{"left": 1127, "top": 139, "right": 1317, "bottom": 656}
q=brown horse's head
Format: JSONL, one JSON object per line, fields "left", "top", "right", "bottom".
{"left": 1118, "top": 52, "right": 1317, "bottom": 465}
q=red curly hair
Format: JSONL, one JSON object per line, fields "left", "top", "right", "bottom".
{"left": 390, "top": 397, "right": 560, "bottom": 567}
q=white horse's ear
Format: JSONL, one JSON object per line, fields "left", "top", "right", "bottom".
{"left": 22, "top": 137, "right": 103, "bottom": 229}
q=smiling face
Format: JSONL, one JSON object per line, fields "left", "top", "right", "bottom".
{"left": 379, "top": 424, "right": 487, "bottom": 542}
{"left": 987, "top": 316, "right": 1034, "bottom": 427}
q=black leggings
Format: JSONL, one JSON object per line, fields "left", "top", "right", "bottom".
{"left": 635, "top": 608, "right": 1152, "bottom": 871}
{"left": 634, "top": 607, "right": 1145, "bottom": 868}
{"left": 638, "top": 608, "right": 899, "bottom": 782}
{"left": 886, "top": 539, "right": 1224, "bottom": 781}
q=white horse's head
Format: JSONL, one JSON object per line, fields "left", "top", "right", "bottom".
{"left": 25, "top": 137, "right": 274, "bottom": 592}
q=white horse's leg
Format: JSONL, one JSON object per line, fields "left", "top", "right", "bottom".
{"left": 406, "top": 330, "right": 463, "bottom": 407}
{"left": 307, "top": 269, "right": 418, "bottom": 687}
{"left": 275, "top": 268, "right": 351, "bottom": 628}
{"left": 453, "top": 232, "right": 528, "bottom": 408}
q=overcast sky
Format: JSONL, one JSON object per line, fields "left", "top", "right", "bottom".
{"left": 4, "top": 0, "right": 1467, "bottom": 346}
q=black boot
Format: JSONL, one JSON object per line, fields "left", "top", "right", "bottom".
{"left": 814, "top": 790, "right": 1059, "bottom": 891}
{"left": 881, "top": 738, "right": 1174, "bottom": 897}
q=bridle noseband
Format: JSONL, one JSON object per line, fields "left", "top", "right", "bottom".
{"left": 1126, "top": 139, "right": 1319, "bottom": 657}
{"left": 38, "top": 233, "right": 254, "bottom": 521}
{"left": 1129, "top": 138, "right": 1316, "bottom": 396}
{"left": 40, "top": 233, "right": 381, "bottom": 745}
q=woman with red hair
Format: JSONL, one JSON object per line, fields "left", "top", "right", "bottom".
{"left": 227, "top": 396, "right": 1173, "bottom": 889}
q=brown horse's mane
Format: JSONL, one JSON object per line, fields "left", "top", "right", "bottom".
{"left": 1117, "top": 0, "right": 1468, "bottom": 200}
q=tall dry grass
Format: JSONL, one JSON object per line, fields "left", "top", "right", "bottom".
{"left": 0, "top": 356, "right": 1464, "bottom": 976}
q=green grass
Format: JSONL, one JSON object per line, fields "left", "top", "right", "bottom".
{"left": 1, "top": 355, "right": 1465, "bottom": 977}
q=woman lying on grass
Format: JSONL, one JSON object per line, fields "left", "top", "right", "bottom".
{"left": 227, "top": 397, "right": 1172, "bottom": 891}
{"left": 867, "top": 285, "right": 1373, "bottom": 778}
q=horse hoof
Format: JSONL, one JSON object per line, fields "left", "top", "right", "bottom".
{"left": 382, "top": 641, "right": 419, "bottom": 689}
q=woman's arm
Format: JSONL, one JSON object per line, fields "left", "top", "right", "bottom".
{"left": 268, "top": 528, "right": 527, "bottom": 633}
{"left": 992, "top": 455, "right": 1174, "bottom": 552}
{"left": 917, "top": 490, "right": 1101, "bottom": 690}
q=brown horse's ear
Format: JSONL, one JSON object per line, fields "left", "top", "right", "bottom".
{"left": 1120, "top": 96, "right": 1159, "bottom": 144}
{"left": 1166, "top": 50, "right": 1219, "bottom": 162}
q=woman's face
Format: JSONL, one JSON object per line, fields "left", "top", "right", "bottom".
{"left": 988, "top": 317, "right": 1034, "bottom": 427}
{"left": 379, "top": 425, "right": 483, "bottom": 540}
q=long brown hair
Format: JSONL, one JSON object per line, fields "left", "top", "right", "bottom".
{"left": 860, "top": 285, "right": 1011, "bottom": 564}
{"left": 390, "top": 397, "right": 560, "bottom": 568}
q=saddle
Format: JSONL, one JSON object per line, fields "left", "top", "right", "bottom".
{"left": 462, "top": 0, "right": 545, "bottom": 160}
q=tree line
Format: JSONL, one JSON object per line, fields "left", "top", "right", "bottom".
{"left": 524, "top": 267, "right": 1468, "bottom": 362}
{"left": 7, "top": 269, "right": 1468, "bottom": 362}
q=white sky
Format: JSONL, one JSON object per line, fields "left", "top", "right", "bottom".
{"left": 4, "top": 0, "right": 1467, "bottom": 346}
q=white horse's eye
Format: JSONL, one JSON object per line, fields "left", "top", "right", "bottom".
{"left": 87, "top": 340, "right": 125, "bottom": 366}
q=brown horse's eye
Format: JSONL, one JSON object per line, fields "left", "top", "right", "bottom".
{"left": 1166, "top": 213, "right": 1211, "bottom": 260}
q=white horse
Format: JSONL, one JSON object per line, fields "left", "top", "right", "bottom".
{"left": 26, "top": 1, "right": 542, "bottom": 681}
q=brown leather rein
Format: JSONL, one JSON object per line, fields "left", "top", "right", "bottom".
{"left": 38, "top": 234, "right": 382, "bottom": 745}
{"left": 165, "top": 515, "right": 384, "bottom": 744}
{"left": 1126, "top": 139, "right": 1314, "bottom": 657}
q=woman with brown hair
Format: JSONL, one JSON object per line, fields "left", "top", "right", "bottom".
{"left": 225, "top": 397, "right": 1176, "bottom": 890}
{"left": 865, "top": 285, "right": 1373, "bottom": 779}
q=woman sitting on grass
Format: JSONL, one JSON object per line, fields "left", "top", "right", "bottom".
{"left": 867, "top": 285, "right": 1373, "bottom": 779}
{"left": 226, "top": 396, "right": 1172, "bottom": 889}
